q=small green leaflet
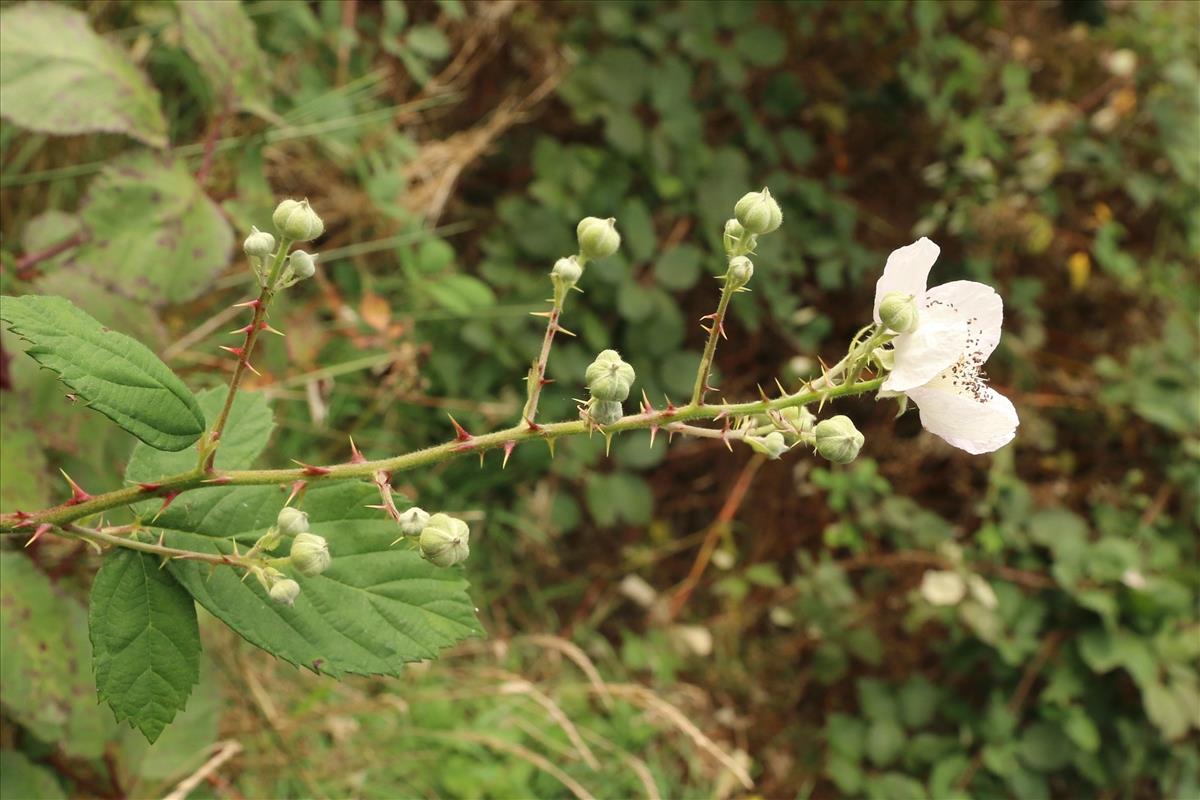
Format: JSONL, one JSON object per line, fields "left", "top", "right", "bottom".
{"left": 0, "top": 2, "right": 168, "bottom": 147}
{"left": 0, "top": 295, "right": 205, "bottom": 451}
{"left": 158, "top": 483, "right": 483, "bottom": 677}
{"left": 89, "top": 549, "right": 201, "bottom": 743}
{"left": 125, "top": 386, "right": 274, "bottom": 485}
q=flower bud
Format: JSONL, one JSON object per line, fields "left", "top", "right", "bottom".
{"left": 269, "top": 577, "right": 301, "bottom": 606}
{"left": 589, "top": 399, "right": 623, "bottom": 426}
{"left": 272, "top": 198, "right": 325, "bottom": 242}
{"left": 814, "top": 415, "right": 864, "bottom": 464}
{"left": 727, "top": 256, "right": 754, "bottom": 289}
{"left": 289, "top": 250, "right": 317, "bottom": 281}
{"left": 397, "top": 506, "right": 430, "bottom": 538}
{"left": 244, "top": 226, "right": 276, "bottom": 258}
{"left": 551, "top": 255, "right": 583, "bottom": 285}
{"left": 576, "top": 217, "right": 620, "bottom": 261}
{"left": 878, "top": 291, "right": 919, "bottom": 333}
{"left": 276, "top": 506, "right": 309, "bottom": 537}
{"left": 289, "top": 532, "right": 331, "bottom": 577}
{"left": 419, "top": 513, "right": 470, "bottom": 568}
{"left": 778, "top": 405, "right": 815, "bottom": 436}
{"left": 734, "top": 188, "right": 782, "bottom": 235}
{"left": 748, "top": 431, "right": 788, "bottom": 460}
{"left": 585, "top": 349, "right": 635, "bottom": 402}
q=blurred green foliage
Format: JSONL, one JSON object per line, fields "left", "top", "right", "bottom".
{"left": 1, "top": 0, "right": 1197, "bottom": 797}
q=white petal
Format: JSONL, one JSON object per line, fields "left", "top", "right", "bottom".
{"left": 922, "top": 280, "right": 1003, "bottom": 361}
{"left": 920, "top": 570, "right": 966, "bottom": 606}
{"left": 907, "top": 381, "right": 1019, "bottom": 454}
{"left": 881, "top": 300, "right": 968, "bottom": 392}
{"left": 873, "top": 237, "right": 941, "bottom": 323}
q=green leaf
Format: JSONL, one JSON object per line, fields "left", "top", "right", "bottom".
{"left": 89, "top": 549, "right": 201, "bottom": 743}
{"left": 0, "top": 295, "right": 205, "bottom": 451}
{"left": 857, "top": 677, "right": 899, "bottom": 722}
{"left": 0, "top": 398, "right": 51, "bottom": 512}
{"left": 125, "top": 387, "right": 274, "bottom": 484}
{"left": 0, "top": 2, "right": 167, "bottom": 147}
{"left": 158, "top": 483, "right": 482, "bottom": 677}
{"left": 0, "top": 751, "right": 66, "bottom": 800}
{"left": 1143, "top": 681, "right": 1191, "bottom": 741}
{"left": 865, "top": 719, "right": 905, "bottom": 767}
{"left": 424, "top": 274, "right": 496, "bottom": 315}
{"left": 178, "top": 0, "right": 274, "bottom": 119}
{"left": 77, "top": 153, "right": 235, "bottom": 305}
{"left": 406, "top": 25, "right": 450, "bottom": 60}
{"left": 0, "top": 553, "right": 113, "bottom": 758}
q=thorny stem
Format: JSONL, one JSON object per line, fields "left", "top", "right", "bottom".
{"left": 0, "top": 376, "right": 886, "bottom": 535}
{"left": 691, "top": 279, "right": 735, "bottom": 407}
{"left": 63, "top": 524, "right": 258, "bottom": 568}
{"left": 201, "top": 242, "right": 291, "bottom": 470}
{"left": 521, "top": 265, "right": 583, "bottom": 425}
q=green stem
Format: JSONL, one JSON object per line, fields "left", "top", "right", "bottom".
{"left": 0, "top": 376, "right": 885, "bottom": 534}
{"left": 201, "top": 242, "right": 291, "bottom": 469}
{"left": 63, "top": 524, "right": 258, "bottom": 568}
{"left": 690, "top": 280, "right": 735, "bottom": 407}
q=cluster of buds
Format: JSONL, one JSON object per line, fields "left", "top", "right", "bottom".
{"left": 248, "top": 506, "right": 334, "bottom": 607}
{"left": 547, "top": 217, "right": 621, "bottom": 302}
{"left": 391, "top": 506, "right": 471, "bottom": 568}
{"left": 740, "top": 405, "right": 864, "bottom": 465}
{"left": 721, "top": 188, "right": 782, "bottom": 293}
{"left": 584, "top": 349, "right": 636, "bottom": 426}
{"left": 244, "top": 199, "right": 324, "bottom": 290}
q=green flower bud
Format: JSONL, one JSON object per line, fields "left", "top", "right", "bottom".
{"left": 748, "top": 431, "right": 788, "bottom": 460}
{"left": 778, "top": 405, "right": 815, "bottom": 436}
{"left": 723, "top": 218, "right": 757, "bottom": 257}
{"left": 878, "top": 291, "right": 919, "bottom": 333}
{"left": 734, "top": 188, "right": 783, "bottom": 235}
{"left": 814, "top": 415, "right": 864, "bottom": 464}
{"left": 244, "top": 226, "right": 276, "bottom": 258}
{"left": 273, "top": 198, "right": 325, "bottom": 242}
{"left": 551, "top": 255, "right": 583, "bottom": 285}
{"left": 419, "top": 513, "right": 470, "bottom": 568}
{"left": 585, "top": 349, "right": 635, "bottom": 402}
{"left": 589, "top": 399, "right": 623, "bottom": 426}
{"left": 276, "top": 506, "right": 309, "bottom": 537}
{"left": 289, "top": 250, "right": 317, "bottom": 281}
{"left": 576, "top": 217, "right": 621, "bottom": 261}
{"left": 397, "top": 506, "right": 430, "bottom": 538}
{"left": 269, "top": 577, "right": 301, "bottom": 606}
{"left": 289, "top": 532, "right": 331, "bottom": 577}
{"left": 727, "top": 256, "right": 754, "bottom": 289}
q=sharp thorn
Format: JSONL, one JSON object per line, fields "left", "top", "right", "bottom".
{"left": 447, "top": 413, "right": 472, "bottom": 442}
{"left": 502, "top": 440, "right": 516, "bottom": 469}
{"left": 26, "top": 524, "right": 53, "bottom": 547}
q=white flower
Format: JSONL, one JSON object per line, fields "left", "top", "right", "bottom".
{"left": 920, "top": 570, "right": 966, "bottom": 606}
{"left": 874, "top": 238, "right": 1019, "bottom": 454}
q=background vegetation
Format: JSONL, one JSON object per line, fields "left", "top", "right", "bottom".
{"left": 1, "top": 1, "right": 1196, "bottom": 798}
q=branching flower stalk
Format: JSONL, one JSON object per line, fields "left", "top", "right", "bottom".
{"left": 1, "top": 189, "right": 1019, "bottom": 597}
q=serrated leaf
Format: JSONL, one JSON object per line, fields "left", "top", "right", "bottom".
{"left": 0, "top": 294, "right": 205, "bottom": 451}
{"left": 0, "top": 398, "right": 52, "bottom": 512}
{"left": 178, "top": 0, "right": 274, "bottom": 119}
{"left": 117, "top": 652, "right": 219, "bottom": 781}
{"left": 125, "top": 387, "right": 274, "bottom": 484}
{"left": 77, "top": 153, "right": 234, "bottom": 305}
{"left": 89, "top": 549, "right": 201, "bottom": 743}
{"left": 0, "top": 2, "right": 168, "bottom": 147}
{"left": 157, "top": 483, "right": 482, "bottom": 677}
{"left": 0, "top": 553, "right": 114, "bottom": 759}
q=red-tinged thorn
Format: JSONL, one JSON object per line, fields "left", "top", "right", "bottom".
{"left": 155, "top": 491, "right": 180, "bottom": 516}
{"left": 649, "top": 425, "right": 659, "bottom": 448}
{"left": 285, "top": 480, "right": 308, "bottom": 506}
{"left": 220, "top": 345, "right": 245, "bottom": 357}
{"left": 718, "top": 320, "right": 728, "bottom": 340}
{"left": 26, "top": 524, "right": 53, "bottom": 547}
{"left": 61, "top": 470, "right": 92, "bottom": 505}
{"left": 538, "top": 377, "right": 554, "bottom": 387}
{"left": 713, "top": 409, "right": 729, "bottom": 422}
{"left": 261, "top": 323, "right": 285, "bottom": 336}
{"left": 722, "top": 433, "right": 734, "bottom": 452}
{"left": 454, "top": 441, "right": 474, "bottom": 453}
{"left": 13, "top": 509, "right": 31, "bottom": 521}
{"left": 447, "top": 414, "right": 472, "bottom": 442}
{"left": 525, "top": 418, "right": 541, "bottom": 433}
{"left": 138, "top": 482, "right": 163, "bottom": 493}
{"left": 302, "top": 464, "right": 332, "bottom": 476}
{"left": 229, "top": 324, "right": 255, "bottom": 335}
{"left": 244, "top": 360, "right": 262, "bottom": 377}
{"left": 502, "top": 440, "right": 516, "bottom": 469}
{"left": 232, "top": 298, "right": 261, "bottom": 309}
{"left": 349, "top": 437, "right": 366, "bottom": 463}
{"left": 641, "top": 389, "right": 653, "bottom": 414}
